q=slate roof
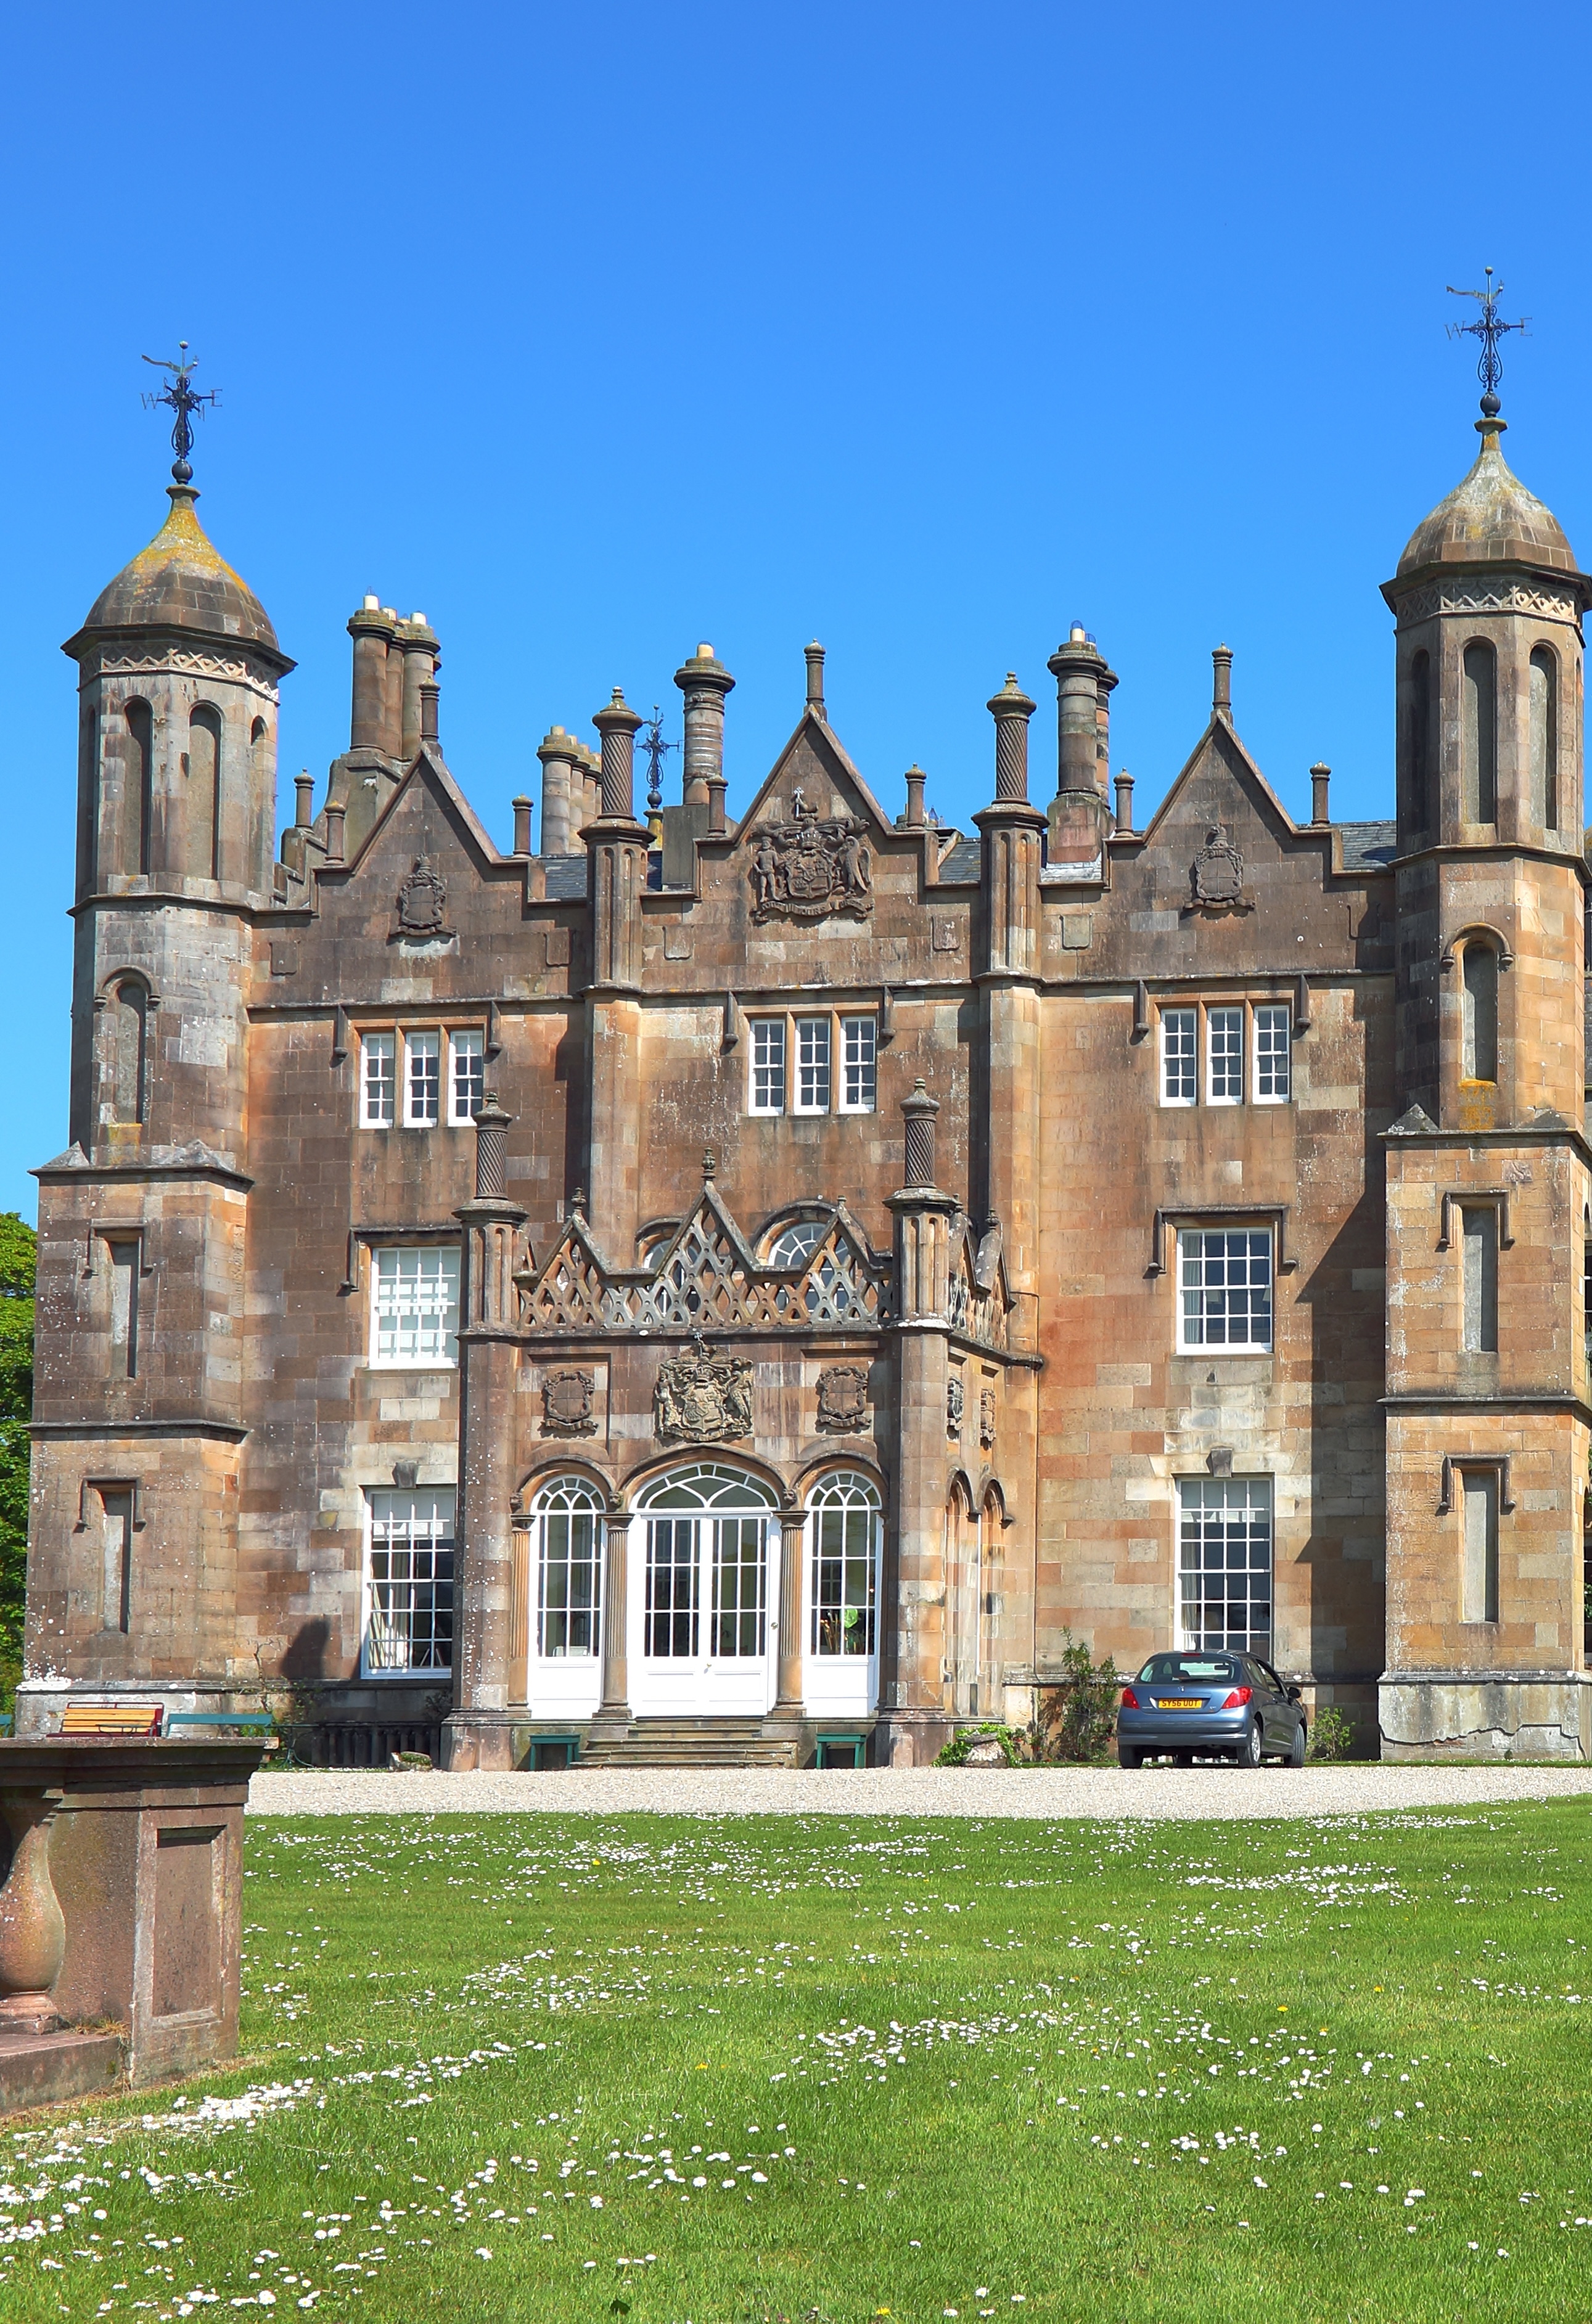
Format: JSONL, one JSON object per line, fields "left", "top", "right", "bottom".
{"left": 1337, "top": 820, "right": 1397, "bottom": 870}
{"left": 541, "top": 856, "right": 589, "bottom": 899}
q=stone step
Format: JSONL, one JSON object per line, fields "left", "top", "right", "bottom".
{"left": 579, "top": 1718, "right": 794, "bottom": 1769}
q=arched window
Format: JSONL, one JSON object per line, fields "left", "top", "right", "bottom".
{"left": 531, "top": 1475, "right": 604, "bottom": 1658}
{"left": 636, "top": 1463, "right": 778, "bottom": 1661}
{"left": 766, "top": 1219, "right": 828, "bottom": 1267}
{"left": 1530, "top": 646, "right": 1559, "bottom": 830}
{"left": 1406, "top": 649, "right": 1430, "bottom": 831}
{"left": 1461, "top": 941, "right": 1498, "bottom": 1084}
{"left": 1461, "top": 642, "right": 1497, "bottom": 823}
{"left": 188, "top": 706, "right": 223, "bottom": 880}
{"left": 110, "top": 980, "right": 147, "bottom": 1123}
{"left": 765, "top": 1213, "right": 864, "bottom": 1320}
{"left": 125, "top": 700, "right": 154, "bottom": 876}
{"left": 808, "top": 1470, "right": 880, "bottom": 1658}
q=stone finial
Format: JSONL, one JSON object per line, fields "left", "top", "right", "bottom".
{"left": 1310, "top": 762, "right": 1331, "bottom": 825}
{"left": 1114, "top": 770, "right": 1135, "bottom": 835}
{"left": 593, "top": 689, "right": 644, "bottom": 819}
{"left": 1212, "top": 644, "right": 1233, "bottom": 719}
{"left": 904, "top": 765, "right": 927, "bottom": 829}
{"left": 804, "top": 641, "right": 826, "bottom": 718}
{"left": 294, "top": 771, "right": 314, "bottom": 829}
{"left": 324, "top": 801, "right": 346, "bottom": 863}
{"left": 419, "top": 681, "right": 440, "bottom": 745}
{"left": 987, "top": 673, "right": 1036, "bottom": 803}
{"left": 472, "top": 1090, "right": 512, "bottom": 1198}
{"left": 901, "top": 1076, "right": 940, "bottom": 1189}
{"left": 702, "top": 1147, "right": 716, "bottom": 1181}
{"left": 511, "top": 796, "right": 533, "bottom": 856}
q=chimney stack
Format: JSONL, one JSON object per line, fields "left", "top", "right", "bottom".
{"left": 537, "top": 727, "right": 578, "bottom": 854}
{"left": 987, "top": 673, "right": 1036, "bottom": 802}
{"left": 1310, "top": 762, "right": 1332, "bottom": 825}
{"left": 1114, "top": 771, "right": 1135, "bottom": 835}
{"left": 904, "top": 765, "right": 927, "bottom": 829}
{"left": 294, "top": 771, "right": 315, "bottom": 829}
{"left": 399, "top": 613, "right": 440, "bottom": 759}
{"left": 347, "top": 597, "right": 396, "bottom": 753}
{"left": 512, "top": 795, "right": 533, "bottom": 856}
{"left": 593, "top": 689, "right": 644, "bottom": 820}
{"left": 674, "top": 644, "right": 736, "bottom": 804}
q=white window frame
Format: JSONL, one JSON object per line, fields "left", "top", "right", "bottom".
{"left": 1160, "top": 1008, "right": 1196, "bottom": 1107}
{"left": 1205, "top": 1006, "right": 1244, "bottom": 1105}
{"left": 1176, "top": 1225, "right": 1273, "bottom": 1354}
{"left": 749, "top": 1018, "right": 787, "bottom": 1115}
{"left": 404, "top": 1029, "right": 441, "bottom": 1127}
{"left": 369, "top": 1243, "right": 461, "bottom": 1368}
{"left": 361, "top": 1030, "right": 396, "bottom": 1129}
{"left": 794, "top": 1015, "right": 832, "bottom": 1114}
{"left": 363, "top": 1487, "right": 456, "bottom": 1675}
{"left": 448, "top": 1028, "right": 485, "bottom": 1126}
{"left": 1176, "top": 1476, "right": 1273, "bottom": 1655}
{"left": 839, "top": 1014, "right": 877, "bottom": 1113}
{"left": 533, "top": 1476, "right": 604, "bottom": 1659}
{"left": 747, "top": 1009, "right": 879, "bottom": 1118}
{"left": 1253, "top": 1004, "right": 1290, "bottom": 1104}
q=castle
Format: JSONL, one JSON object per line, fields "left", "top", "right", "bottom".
{"left": 20, "top": 380, "right": 1592, "bottom": 1765}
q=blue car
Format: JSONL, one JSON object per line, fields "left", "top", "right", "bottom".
{"left": 1117, "top": 1651, "right": 1307, "bottom": 1769}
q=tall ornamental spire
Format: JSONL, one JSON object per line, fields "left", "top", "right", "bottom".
{"left": 140, "top": 342, "right": 220, "bottom": 484}
{"left": 1445, "top": 268, "right": 1528, "bottom": 420}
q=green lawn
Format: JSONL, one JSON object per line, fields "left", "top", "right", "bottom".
{"left": 4, "top": 1801, "right": 1592, "bottom": 2322}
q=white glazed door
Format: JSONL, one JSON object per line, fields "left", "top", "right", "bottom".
{"left": 632, "top": 1513, "right": 773, "bottom": 1716}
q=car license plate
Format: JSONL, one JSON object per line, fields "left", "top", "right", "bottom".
{"left": 1155, "top": 1698, "right": 1202, "bottom": 1709}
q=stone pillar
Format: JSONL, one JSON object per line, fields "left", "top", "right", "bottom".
{"left": 589, "top": 1511, "right": 633, "bottom": 1738}
{"left": 347, "top": 600, "right": 395, "bottom": 753}
{"left": 446, "top": 1095, "right": 529, "bottom": 1772}
{"left": 763, "top": 1507, "right": 808, "bottom": 1754}
{"left": 879, "top": 1082, "right": 959, "bottom": 1767}
{"left": 673, "top": 645, "right": 735, "bottom": 806}
{"left": 538, "top": 727, "right": 578, "bottom": 855}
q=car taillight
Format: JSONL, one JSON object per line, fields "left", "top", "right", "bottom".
{"left": 1120, "top": 1687, "right": 1140, "bottom": 1710}
{"left": 1221, "top": 1686, "right": 1253, "bottom": 1709}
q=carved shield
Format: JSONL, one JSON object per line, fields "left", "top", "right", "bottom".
{"left": 397, "top": 855, "right": 448, "bottom": 935}
{"left": 816, "top": 1363, "right": 870, "bottom": 1434}
{"left": 542, "top": 1365, "right": 596, "bottom": 1437}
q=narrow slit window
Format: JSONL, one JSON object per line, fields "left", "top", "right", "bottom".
{"left": 749, "top": 1018, "right": 786, "bottom": 1115}
{"left": 1461, "top": 1206, "right": 1498, "bottom": 1352}
{"left": 112, "top": 981, "right": 147, "bottom": 1124}
{"left": 1462, "top": 641, "right": 1498, "bottom": 822}
{"left": 1406, "top": 649, "right": 1430, "bottom": 831}
{"left": 1160, "top": 1008, "right": 1196, "bottom": 1105}
{"left": 101, "top": 1487, "right": 134, "bottom": 1635}
{"left": 1207, "top": 1007, "right": 1244, "bottom": 1103}
{"left": 839, "top": 1014, "right": 877, "bottom": 1112}
{"left": 1461, "top": 944, "right": 1498, "bottom": 1083}
{"left": 126, "top": 700, "right": 153, "bottom": 878}
{"left": 188, "top": 705, "right": 222, "bottom": 881}
{"left": 1253, "top": 1005, "right": 1290, "bottom": 1102}
{"left": 361, "top": 1031, "right": 395, "bottom": 1127}
{"left": 405, "top": 1031, "right": 441, "bottom": 1126}
{"left": 795, "top": 1017, "right": 831, "bottom": 1113}
{"left": 1530, "top": 646, "right": 1559, "bottom": 830}
{"left": 448, "top": 1029, "right": 485, "bottom": 1125}
{"left": 107, "top": 1237, "right": 139, "bottom": 1380}
{"left": 1461, "top": 1469, "right": 1500, "bottom": 1623}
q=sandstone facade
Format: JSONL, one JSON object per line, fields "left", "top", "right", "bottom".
{"left": 21, "top": 404, "right": 1592, "bottom": 1763}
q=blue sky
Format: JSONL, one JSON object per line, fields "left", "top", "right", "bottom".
{"left": 3, "top": 1, "right": 1590, "bottom": 1216}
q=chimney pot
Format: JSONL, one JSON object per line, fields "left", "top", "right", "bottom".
{"left": 324, "top": 802, "right": 346, "bottom": 863}
{"left": 294, "top": 771, "right": 314, "bottom": 829}
{"left": 363, "top": 594, "right": 379, "bottom": 610}
{"left": 1114, "top": 769, "right": 1135, "bottom": 835}
{"left": 1310, "top": 762, "right": 1332, "bottom": 825}
{"left": 419, "top": 680, "right": 440, "bottom": 745}
{"left": 512, "top": 795, "right": 533, "bottom": 856}
{"left": 904, "top": 765, "right": 927, "bottom": 828}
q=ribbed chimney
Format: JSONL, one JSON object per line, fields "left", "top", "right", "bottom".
{"left": 987, "top": 673, "right": 1036, "bottom": 802}
{"left": 673, "top": 644, "right": 736, "bottom": 805}
{"left": 593, "top": 690, "right": 644, "bottom": 820}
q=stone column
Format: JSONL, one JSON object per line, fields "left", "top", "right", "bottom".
{"left": 446, "top": 1095, "right": 529, "bottom": 1772}
{"left": 674, "top": 646, "right": 736, "bottom": 806}
{"left": 590, "top": 1510, "right": 633, "bottom": 1738}
{"left": 763, "top": 1506, "right": 808, "bottom": 1754}
{"left": 880, "top": 1082, "right": 959, "bottom": 1767}
{"left": 538, "top": 728, "right": 578, "bottom": 855}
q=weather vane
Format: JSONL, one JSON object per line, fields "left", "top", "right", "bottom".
{"left": 140, "top": 342, "right": 220, "bottom": 483}
{"left": 1445, "top": 268, "right": 1528, "bottom": 418}
{"left": 639, "top": 705, "right": 678, "bottom": 814}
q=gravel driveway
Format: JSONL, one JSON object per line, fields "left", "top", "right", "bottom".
{"left": 247, "top": 1762, "right": 1592, "bottom": 1820}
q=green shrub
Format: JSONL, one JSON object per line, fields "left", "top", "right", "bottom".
{"left": 934, "top": 1722, "right": 1021, "bottom": 1768}
{"left": 1033, "top": 1630, "right": 1121, "bottom": 1762}
{"left": 1307, "top": 1704, "right": 1358, "bottom": 1762}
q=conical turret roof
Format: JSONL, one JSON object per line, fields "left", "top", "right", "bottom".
{"left": 77, "top": 484, "right": 281, "bottom": 651}
{"left": 1396, "top": 419, "right": 1577, "bottom": 578}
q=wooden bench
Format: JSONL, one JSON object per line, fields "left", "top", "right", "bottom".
{"left": 59, "top": 1702, "right": 163, "bottom": 1737}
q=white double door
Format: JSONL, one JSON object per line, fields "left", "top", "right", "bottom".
{"left": 630, "top": 1510, "right": 776, "bottom": 1717}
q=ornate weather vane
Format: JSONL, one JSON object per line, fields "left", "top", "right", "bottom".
{"left": 1445, "top": 268, "right": 1528, "bottom": 418}
{"left": 140, "top": 341, "right": 220, "bottom": 483}
{"left": 639, "top": 704, "right": 678, "bottom": 814}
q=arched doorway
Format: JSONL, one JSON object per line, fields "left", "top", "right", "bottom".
{"left": 525, "top": 1474, "right": 605, "bottom": 1717}
{"left": 633, "top": 1463, "right": 779, "bottom": 1716}
{"left": 804, "top": 1469, "right": 882, "bottom": 1717}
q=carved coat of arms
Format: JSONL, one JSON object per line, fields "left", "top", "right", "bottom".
{"left": 1185, "top": 823, "right": 1252, "bottom": 917}
{"left": 654, "top": 1335, "right": 753, "bottom": 1444}
{"left": 749, "top": 792, "right": 872, "bottom": 923}
{"left": 396, "top": 854, "right": 449, "bottom": 936}
{"left": 816, "top": 1363, "right": 871, "bottom": 1435}
{"left": 946, "top": 1376, "right": 964, "bottom": 1436}
{"left": 541, "top": 1365, "right": 596, "bottom": 1437}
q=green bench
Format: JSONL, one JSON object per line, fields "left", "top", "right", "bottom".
{"left": 525, "top": 1733, "right": 581, "bottom": 1770}
{"left": 813, "top": 1732, "right": 867, "bottom": 1769}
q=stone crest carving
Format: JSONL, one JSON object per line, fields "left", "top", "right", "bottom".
{"left": 396, "top": 854, "right": 449, "bottom": 936}
{"left": 749, "top": 791, "right": 872, "bottom": 923}
{"left": 541, "top": 1365, "right": 596, "bottom": 1437}
{"left": 1185, "top": 822, "right": 1253, "bottom": 917}
{"left": 654, "top": 1333, "right": 753, "bottom": 1443}
{"left": 946, "top": 1376, "right": 964, "bottom": 1436}
{"left": 979, "top": 1388, "right": 996, "bottom": 1449}
{"left": 816, "top": 1364, "right": 871, "bottom": 1435}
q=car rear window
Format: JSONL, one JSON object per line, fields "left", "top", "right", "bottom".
{"left": 1136, "top": 1655, "right": 1239, "bottom": 1684}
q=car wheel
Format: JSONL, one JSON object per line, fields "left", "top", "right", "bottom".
{"left": 1237, "top": 1719, "right": 1263, "bottom": 1769}
{"left": 1117, "top": 1744, "right": 1142, "bottom": 1769}
{"left": 1287, "top": 1720, "right": 1307, "bottom": 1767}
